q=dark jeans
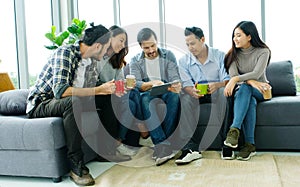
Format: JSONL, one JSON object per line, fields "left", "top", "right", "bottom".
{"left": 141, "top": 91, "right": 180, "bottom": 145}
{"left": 116, "top": 88, "right": 143, "bottom": 142}
{"left": 28, "top": 96, "right": 84, "bottom": 161}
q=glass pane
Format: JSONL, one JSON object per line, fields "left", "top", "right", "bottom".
{"left": 265, "top": 0, "right": 300, "bottom": 67}
{"left": 164, "top": 0, "right": 209, "bottom": 60}
{"left": 0, "top": 1, "right": 19, "bottom": 88}
{"left": 25, "top": 0, "right": 52, "bottom": 86}
{"left": 212, "top": 0, "right": 261, "bottom": 53}
{"left": 78, "top": 0, "right": 114, "bottom": 28}
{"left": 120, "top": 0, "right": 159, "bottom": 26}
{"left": 119, "top": 0, "right": 159, "bottom": 63}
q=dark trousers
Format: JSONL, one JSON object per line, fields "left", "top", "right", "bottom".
{"left": 95, "top": 95, "right": 120, "bottom": 155}
{"left": 29, "top": 96, "right": 84, "bottom": 161}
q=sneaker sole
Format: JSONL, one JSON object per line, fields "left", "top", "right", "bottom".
{"left": 175, "top": 154, "right": 202, "bottom": 165}
{"left": 221, "top": 151, "right": 235, "bottom": 160}
{"left": 224, "top": 140, "right": 238, "bottom": 148}
{"left": 236, "top": 151, "right": 256, "bottom": 161}
{"left": 156, "top": 153, "right": 175, "bottom": 166}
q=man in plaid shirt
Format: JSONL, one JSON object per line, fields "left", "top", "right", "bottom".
{"left": 26, "top": 24, "right": 115, "bottom": 186}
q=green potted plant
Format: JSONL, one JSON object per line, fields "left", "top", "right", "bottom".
{"left": 44, "top": 18, "right": 87, "bottom": 50}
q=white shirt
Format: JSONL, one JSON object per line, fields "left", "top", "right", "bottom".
{"left": 145, "top": 56, "right": 161, "bottom": 81}
{"left": 73, "top": 58, "right": 92, "bottom": 88}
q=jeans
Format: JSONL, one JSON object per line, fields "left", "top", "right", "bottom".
{"left": 141, "top": 91, "right": 180, "bottom": 145}
{"left": 231, "top": 83, "right": 265, "bottom": 144}
{"left": 116, "top": 88, "right": 144, "bottom": 141}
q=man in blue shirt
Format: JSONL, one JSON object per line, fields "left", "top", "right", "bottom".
{"left": 175, "top": 26, "right": 231, "bottom": 165}
{"left": 130, "top": 28, "right": 182, "bottom": 166}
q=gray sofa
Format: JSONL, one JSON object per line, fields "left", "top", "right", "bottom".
{"left": 0, "top": 91, "right": 102, "bottom": 182}
{"left": 195, "top": 60, "right": 300, "bottom": 150}
{"left": 0, "top": 60, "right": 299, "bottom": 182}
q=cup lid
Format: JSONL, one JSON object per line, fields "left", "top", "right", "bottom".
{"left": 126, "top": 74, "right": 135, "bottom": 78}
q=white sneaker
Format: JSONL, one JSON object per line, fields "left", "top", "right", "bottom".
{"left": 116, "top": 143, "right": 137, "bottom": 156}
{"left": 139, "top": 136, "right": 154, "bottom": 147}
{"left": 175, "top": 150, "right": 202, "bottom": 165}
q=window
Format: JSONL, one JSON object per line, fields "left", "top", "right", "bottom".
{"left": 164, "top": 0, "right": 209, "bottom": 60}
{"left": 78, "top": 0, "right": 114, "bottom": 28}
{"left": 0, "top": 1, "right": 19, "bottom": 88}
{"left": 265, "top": 0, "right": 300, "bottom": 68}
{"left": 24, "top": 0, "right": 52, "bottom": 86}
{"left": 211, "top": 0, "right": 261, "bottom": 53}
{"left": 119, "top": 0, "right": 160, "bottom": 63}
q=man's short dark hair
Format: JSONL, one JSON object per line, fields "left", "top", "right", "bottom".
{"left": 185, "top": 27, "right": 204, "bottom": 39}
{"left": 82, "top": 23, "right": 111, "bottom": 46}
{"left": 137, "top": 28, "right": 157, "bottom": 46}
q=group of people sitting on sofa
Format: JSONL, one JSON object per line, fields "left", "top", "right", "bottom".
{"left": 26, "top": 20, "right": 271, "bottom": 186}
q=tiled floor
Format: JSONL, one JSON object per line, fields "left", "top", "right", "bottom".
{"left": 1, "top": 151, "right": 300, "bottom": 187}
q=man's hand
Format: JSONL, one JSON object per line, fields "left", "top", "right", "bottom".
{"left": 184, "top": 85, "right": 205, "bottom": 99}
{"left": 168, "top": 82, "right": 182, "bottom": 93}
{"left": 95, "top": 80, "right": 116, "bottom": 95}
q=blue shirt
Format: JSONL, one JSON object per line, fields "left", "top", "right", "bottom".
{"left": 178, "top": 46, "right": 230, "bottom": 88}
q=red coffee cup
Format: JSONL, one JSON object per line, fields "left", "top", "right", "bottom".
{"left": 115, "top": 80, "right": 125, "bottom": 94}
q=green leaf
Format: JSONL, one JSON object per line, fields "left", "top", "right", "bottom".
{"left": 44, "top": 45, "right": 58, "bottom": 50}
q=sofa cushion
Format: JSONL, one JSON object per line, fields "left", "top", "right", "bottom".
{"left": 0, "top": 89, "right": 29, "bottom": 115}
{"left": 266, "top": 60, "right": 297, "bottom": 96}
{"left": 0, "top": 115, "right": 65, "bottom": 150}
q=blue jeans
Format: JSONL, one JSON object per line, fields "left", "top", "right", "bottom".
{"left": 231, "top": 84, "right": 265, "bottom": 144}
{"left": 115, "top": 88, "right": 144, "bottom": 141}
{"left": 141, "top": 91, "right": 180, "bottom": 145}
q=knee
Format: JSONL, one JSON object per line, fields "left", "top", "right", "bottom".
{"left": 236, "top": 84, "right": 251, "bottom": 96}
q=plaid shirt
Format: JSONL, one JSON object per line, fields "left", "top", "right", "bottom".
{"left": 26, "top": 41, "right": 98, "bottom": 113}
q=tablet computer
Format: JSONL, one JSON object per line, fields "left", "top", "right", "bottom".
{"left": 149, "top": 80, "right": 179, "bottom": 96}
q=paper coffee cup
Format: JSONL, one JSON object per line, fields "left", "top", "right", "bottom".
{"left": 126, "top": 75, "right": 135, "bottom": 88}
{"left": 263, "top": 87, "right": 272, "bottom": 100}
{"left": 115, "top": 80, "right": 125, "bottom": 94}
{"left": 196, "top": 84, "right": 208, "bottom": 95}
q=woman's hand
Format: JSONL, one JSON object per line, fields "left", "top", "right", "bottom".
{"left": 246, "top": 80, "right": 271, "bottom": 93}
{"left": 224, "top": 76, "right": 239, "bottom": 97}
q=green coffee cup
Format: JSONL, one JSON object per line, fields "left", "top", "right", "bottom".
{"left": 196, "top": 84, "right": 208, "bottom": 95}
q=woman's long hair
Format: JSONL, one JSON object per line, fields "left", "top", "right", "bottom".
{"left": 108, "top": 25, "right": 128, "bottom": 69}
{"left": 224, "top": 21, "right": 271, "bottom": 72}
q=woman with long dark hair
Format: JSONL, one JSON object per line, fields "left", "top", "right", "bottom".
{"left": 223, "top": 21, "right": 271, "bottom": 161}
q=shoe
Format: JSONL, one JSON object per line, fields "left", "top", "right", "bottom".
{"left": 154, "top": 144, "right": 175, "bottom": 166}
{"left": 221, "top": 146, "right": 235, "bottom": 160}
{"left": 116, "top": 143, "right": 137, "bottom": 156}
{"left": 82, "top": 165, "right": 90, "bottom": 175}
{"left": 224, "top": 127, "right": 240, "bottom": 148}
{"left": 96, "top": 152, "right": 132, "bottom": 162}
{"left": 139, "top": 136, "right": 154, "bottom": 147}
{"left": 175, "top": 149, "right": 202, "bottom": 165}
{"left": 236, "top": 142, "right": 256, "bottom": 161}
{"left": 70, "top": 171, "right": 95, "bottom": 186}
{"left": 69, "top": 159, "right": 95, "bottom": 186}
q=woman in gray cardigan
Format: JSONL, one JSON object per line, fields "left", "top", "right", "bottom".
{"left": 96, "top": 25, "right": 144, "bottom": 158}
{"left": 223, "top": 21, "right": 271, "bottom": 161}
